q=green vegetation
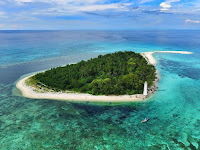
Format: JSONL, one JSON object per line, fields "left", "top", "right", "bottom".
{"left": 32, "top": 51, "right": 156, "bottom": 95}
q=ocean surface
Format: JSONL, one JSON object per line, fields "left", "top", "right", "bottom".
{"left": 0, "top": 30, "right": 200, "bottom": 149}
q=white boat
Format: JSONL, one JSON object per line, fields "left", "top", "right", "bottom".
{"left": 141, "top": 117, "right": 149, "bottom": 123}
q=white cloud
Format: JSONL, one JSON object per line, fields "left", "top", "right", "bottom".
{"left": 160, "top": 0, "right": 180, "bottom": 11}
{"left": 185, "top": 19, "right": 200, "bottom": 24}
{"left": 160, "top": 2, "right": 171, "bottom": 10}
{"left": 78, "top": 3, "right": 132, "bottom": 12}
{"left": 11, "top": 0, "right": 33, "bottom": 4}
{"left": 7, "top": 0, "right": 133, "bottom": 15}
{"left": 10, "top": 0, "right": 103, "bottom": 5}
{"left": 29, "top": 3, "right": 132, "bottom": 17}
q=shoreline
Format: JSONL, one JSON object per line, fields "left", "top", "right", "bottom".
{"left": 15, "top": 51, "right": 192, "bottom": 103}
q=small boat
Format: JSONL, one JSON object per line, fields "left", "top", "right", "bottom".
{"left": 141, "top": 117, "right": 149, "bottom": 123}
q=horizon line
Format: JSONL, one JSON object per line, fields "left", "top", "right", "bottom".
{"left": 1, "top": 29, "right": 200, "bottom": 31}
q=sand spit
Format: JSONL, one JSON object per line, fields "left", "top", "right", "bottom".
{"left": 141, "top": 51, "right": 192, "bottom": 66}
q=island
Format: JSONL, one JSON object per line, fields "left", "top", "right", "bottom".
{"left": 16, "top": 51, "right": 192, "bottom": 102}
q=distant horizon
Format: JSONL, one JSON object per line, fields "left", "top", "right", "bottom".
{"left": 1, "top": 29, "right": 200, "bottom": 31}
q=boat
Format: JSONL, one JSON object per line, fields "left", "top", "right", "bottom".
{"left": 141, "top": 117, "right": 149, "bottom": 123}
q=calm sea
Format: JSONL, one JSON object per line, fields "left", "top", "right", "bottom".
{"left": 0, "top": 30, "right": 200, "bottom": 149}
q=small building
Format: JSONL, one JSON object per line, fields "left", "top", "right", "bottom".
{"left": 143, "top": 81, "right": 148, "bottom": 96}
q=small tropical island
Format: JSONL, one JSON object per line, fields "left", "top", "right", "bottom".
{"left": 16, "top": 51, "right": 192, "bottom": 102}
{"left": 32, "top": 51, "right": 156, "bottom": 95}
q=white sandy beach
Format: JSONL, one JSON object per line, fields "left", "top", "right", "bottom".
{"left": 16, "top": 51, "right": 192, "bottom": 102}
{"left": 140, "top": 51, "right": 192, "bottom": 65}
{"left": 16, "top": 75, "right": 146, "bottom": 102}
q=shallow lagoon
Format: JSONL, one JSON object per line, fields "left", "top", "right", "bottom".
{"left": 0, "top": 30, "right": 200, "bottom": 149}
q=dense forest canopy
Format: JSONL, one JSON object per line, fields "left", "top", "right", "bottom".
{"left": 32, "top": 51, "right": 156, "bottom": 95}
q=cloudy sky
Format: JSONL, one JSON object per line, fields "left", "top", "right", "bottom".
{"left": 1, "top": 0, "right": 200, "bottom": 30}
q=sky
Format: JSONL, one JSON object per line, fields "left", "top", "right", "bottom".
{"left": 0, "top": 0, "right": 200, "bottom": 30}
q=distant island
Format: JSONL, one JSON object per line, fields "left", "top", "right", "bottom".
{"left": 16, "top": 51, "right": 192, "bottom": 102}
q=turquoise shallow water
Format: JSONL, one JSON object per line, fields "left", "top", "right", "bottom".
{"left": 0, "top": 30, "right": 200, "bottom": 149}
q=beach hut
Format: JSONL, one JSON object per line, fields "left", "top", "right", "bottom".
{"left": 143, "top": 81, "right": 148, "bottom": 96}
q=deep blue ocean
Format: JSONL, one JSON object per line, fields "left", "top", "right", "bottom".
{"left": 0, "top": 30, "right": 200, "bottom": 149}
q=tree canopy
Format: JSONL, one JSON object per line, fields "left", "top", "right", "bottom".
{"left": 32, "top": 51, "right": 156, "bottom": 95}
